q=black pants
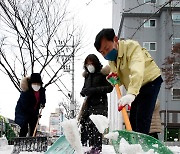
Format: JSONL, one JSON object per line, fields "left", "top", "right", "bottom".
{"left": 130, "top": 76, "right": 163, "bottom": 134}
{"left": 80, "top": 117, "right": 102, "bottom": 151}
{"left": 19, "top": 116, "right": 38, "bottom": 137}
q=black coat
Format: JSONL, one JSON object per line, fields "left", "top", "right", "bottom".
{"left": 15, "top": 77, "right": 46, "bottom": 127}
{"left": 80, "top": 66, "right": 113, "bottom": 118}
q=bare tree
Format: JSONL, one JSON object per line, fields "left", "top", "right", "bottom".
{"left": 0, "top": 0, "right": 82, "bottom": 94}
{"left": 162, "top": 43, "right": 180, "bottom": 89}
{"left": 0, "top": 0, "right": 83, "bottom": 118}
{"left": 59, "top": 100, "right": 80, "bottom": 120}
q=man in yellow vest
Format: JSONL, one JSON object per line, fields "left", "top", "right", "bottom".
{"left": 94, "top": 28, "right": 163, "bottom": 135}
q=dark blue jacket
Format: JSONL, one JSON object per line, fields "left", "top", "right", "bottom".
{"left": 15, "top": 77, "right": 46, "bottom": 127}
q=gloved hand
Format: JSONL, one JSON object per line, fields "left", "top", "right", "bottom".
{"left": 106, "top": 72, "right": 119, "bottom": 86}
{"left": 118, "top": 94, "right": 135, "bottom": 108}
{"left": 80, "top": 87, "right": 97, "bottom": 96}
{"left": 80, "top": 90, "right": 86, "bottom": 97}
{"left": 40, "top": 104, "right": 45, "bottom": 108}
{"left": 118, "top": 104, "right": 131, "bottom": 111}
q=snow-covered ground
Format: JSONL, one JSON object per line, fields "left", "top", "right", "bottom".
{"left": 61, "top": 116, "right": 180, "bottom": 154}
{"left": 0, "top": 144, "right": 180, "bottom": 154}
{"left": 0, "top": 115, "right": 180, "bottom": 154}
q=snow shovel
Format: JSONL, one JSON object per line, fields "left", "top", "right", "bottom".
{"left": 45, "top": 119, "right": 82, "bottom": 154}
{"left": 45, "top": 135, "right": 75, "bottom": 154}
{"left": 12, "top": 107, "right": 48, "bottom": 153}
{"left": 106, "top": 72, "right": 173, "bottom": 154}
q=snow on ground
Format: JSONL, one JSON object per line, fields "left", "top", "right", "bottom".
{"left": 0, "top": 144, "right": 118, "bottom": 154}
{"left": 119, "top": 138, "right": 156, "bottom": 154}
{"left": 169, "top": 146, "right": 180, "bottom": 154}
{"left": 0, "top": 115, "right": 180, "bottom": 154}
{"left": 0, "top": 144, "right": 180, "bottom": 154}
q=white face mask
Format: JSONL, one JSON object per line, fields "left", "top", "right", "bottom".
{"left": 87, "top": 64, "right": 95, "bottom": 73}
{"left": 31, "top": 85, "right": 41, "bottom": 91}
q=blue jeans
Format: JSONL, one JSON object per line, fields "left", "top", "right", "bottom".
{"left": 130, "top": 76, "right": 163, "bottom": 134}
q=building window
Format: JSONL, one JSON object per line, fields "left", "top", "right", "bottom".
{"left": 144, "top": 19, "right": 156, "bottom": 27}
{"left": 143, "top": 42, "right": 156, "bottom": 51}
{"left": 144, "top": 0, "right": 156, "bottom": 3}
{"left": 173, "top": 63, "right": 180, "bottom": 79}
{"left": 173, "top": 63, "right": 180, "bottom": 75}
{"left": 172, "top": 38, "right": 180, "bottom": 50}
{"left": 172, "top": 38, "right": 180, "bottom": 45}
{"left": 172, "top": 13, "right": 180, "bottom": 24}
{"left": 172, "top": 88, "right": 180, "bottom": 100}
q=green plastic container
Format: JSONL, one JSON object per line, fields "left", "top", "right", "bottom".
{"left": 111, "top": 130, "right": 173, "bottom": 154}
{"left": 45, "top": 135, "right": 75, "bottom": 154}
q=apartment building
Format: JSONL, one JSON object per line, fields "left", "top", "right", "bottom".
{"left": 110, "top": 0, "right": 180, "bottom": 141}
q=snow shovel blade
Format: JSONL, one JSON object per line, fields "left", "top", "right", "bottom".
{"left": 12, "top": 136, "right": 48, "bottom": 153}
{"left": 111, "top": 130, "right": 173, "bottom": 154}
{"left": 45, "top": 135, "right": 75, "bottom": 154}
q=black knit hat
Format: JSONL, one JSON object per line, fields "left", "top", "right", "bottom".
{"left": 30, "top": 73, "right": 43, "bottom": 84}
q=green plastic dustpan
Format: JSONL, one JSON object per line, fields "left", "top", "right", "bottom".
{"left": 111, "top": 130, "right": 173, "bottom": 154}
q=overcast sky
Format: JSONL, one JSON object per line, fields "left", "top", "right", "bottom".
{"left": 0, "top": 0, "right": 112, "bottom": 127}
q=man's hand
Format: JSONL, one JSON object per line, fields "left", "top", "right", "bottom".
{"left": 118, "top": 104, "right": 131, "bottom": 111}
{"left": 106, "top": 72, "right": 119, "bottom": 86}
{"left": 118, "top": 94, "right": 135, "bottom": 107}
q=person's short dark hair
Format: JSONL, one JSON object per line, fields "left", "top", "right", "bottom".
{"left": 30, "top": 73, "right": 43, "bottom": 84}
{"left": 84, "top": 54, "right": 102, "bottom": 72}
{"left": 94, "top": 28, "right": 115, "bottom": 51}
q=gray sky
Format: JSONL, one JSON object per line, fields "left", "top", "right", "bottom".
{"left": 0, "top": 0, "right": 112, "bottom": 127}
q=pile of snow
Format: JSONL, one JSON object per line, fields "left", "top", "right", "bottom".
{"left": 104, "top": 132, "right": 157, "bottom": 154}
{"left": 104, "top": 131, "right": 119, "bottom": 140}
{"left": 61, "top": 119, "right": 82, "bottom": 154}
{"left": 119, "top": 138, "right": 156, "bottom": 154}
{"left": 89, "top": 115, "right": 109, "bottom": 133}
{"left": 0, "top": 135, "right": 9, "bottom": 151}
{"left": 168, "top": 146, "right": 180, "bottom": 154}
{"left": 91, "top": 115, "right": 180, "bottom": 154}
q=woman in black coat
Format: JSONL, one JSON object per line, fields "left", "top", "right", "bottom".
{"left": 15, "top": 73, "right": 46, "bottom": 137}
{"left": 80, "top": 54, "right": 113, "bottom": 153}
